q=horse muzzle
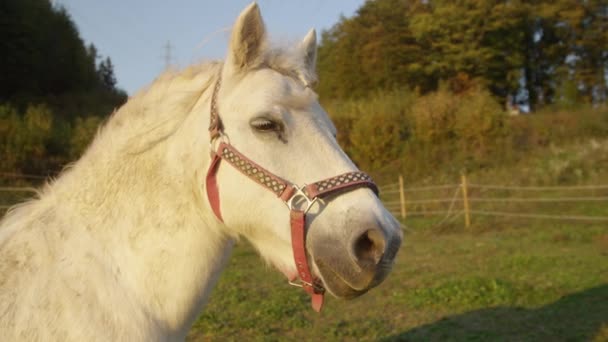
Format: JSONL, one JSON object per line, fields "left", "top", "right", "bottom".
{"left": 309, "top": 215, "right": 403, "bottom": 299}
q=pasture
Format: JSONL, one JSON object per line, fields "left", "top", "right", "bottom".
{"left": 2, "top": 166, "right": 607, "bottom": 340}
{"left": 187, "top": 218, "right": 608, "bottom": 341}
{"left": 2, "top": 138, "right": 607, "bottom": 340}
{"left": 185, "top": 137, "right": 608, "bottom": 341}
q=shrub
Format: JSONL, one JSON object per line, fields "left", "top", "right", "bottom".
{"left": 410, "top": 87, "right": 459, "bottom": 145}
{"left": 453, "top": 88, "right": 509, "bottom": 162}
{"left": 324, "top": 89, "right": 416, "bottom": 171}
{"left": 0, "top": 105, "right": 21, "bottom": 172}
{"left": 0, "top": 104, "right": 56, "bottom": 174}
{"left": 70, "top": 116, "right": 103, "bottom": 159}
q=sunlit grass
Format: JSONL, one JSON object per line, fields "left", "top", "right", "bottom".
{"left": 188, "top": 219, "right": 608, "bottom": 341}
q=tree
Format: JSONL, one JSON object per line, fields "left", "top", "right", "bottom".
{"left": 409, "top": 0, "right": 527, "bottom": 101}
{"left": 571, "top": 0, "right": 608, "bottom": 103}
{"left": 0, "top": 0, "right": 126, "bottom": 116}
{"left": 317, "top": 0, "right": 429, "bottom": 100}
{"left": 316, "top": 0, "right": 607, "bottom": 109}
{"left": 98, "top": 57, "right": 117, "bottom": 89}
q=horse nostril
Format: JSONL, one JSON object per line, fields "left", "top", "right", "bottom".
{"left": 353, "top": 229, "right": 386, "bottom": 266}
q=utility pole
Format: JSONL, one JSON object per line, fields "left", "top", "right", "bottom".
{"left": 162, "top": 41, "right": 173, "bottom": 70}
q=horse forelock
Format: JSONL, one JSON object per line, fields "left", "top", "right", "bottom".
{"left": 106, "top": 42, "right": 315, "bottom": 149}
{"left": 262, "top": 46, "right": 318, "bottom": 88}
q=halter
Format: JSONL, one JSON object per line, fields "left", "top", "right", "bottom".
{"left": 205, "top": 74, "right": 379, "bottom": 312}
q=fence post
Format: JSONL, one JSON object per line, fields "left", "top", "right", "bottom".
{"left": 398, "top": 174, "right": 406, "bottom": 219}
{"left": 461, "top": 172, "right": 471, "bottom": 228}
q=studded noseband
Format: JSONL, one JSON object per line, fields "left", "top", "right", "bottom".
{"left": 205, "top": 74, "right": 379, "bottom": 312}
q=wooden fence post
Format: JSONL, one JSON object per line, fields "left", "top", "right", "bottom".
{"left": 398, "top": 174, "right": 406, "bottom": 219}
{"left": 461, "top": 172, "right": 471, "bottom": 229}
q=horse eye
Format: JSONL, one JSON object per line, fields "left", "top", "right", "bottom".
{"left": 250, "top": 117, "right": 281, "bottom": 132}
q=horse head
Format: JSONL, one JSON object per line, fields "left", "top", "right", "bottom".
{"left": 208, "top": 3, "right": 403, "bottom": 305}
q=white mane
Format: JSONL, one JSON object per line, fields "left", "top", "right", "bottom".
{"left": 0, "top": 45, "right": 319, "bottom": 342}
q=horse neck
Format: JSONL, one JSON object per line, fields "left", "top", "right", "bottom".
{"left": 49, "top": 83, "right": 234, "bottom": 333}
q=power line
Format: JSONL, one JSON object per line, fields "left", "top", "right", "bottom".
{"left": 162, "top": 41, "right": 173, "bottom": 70}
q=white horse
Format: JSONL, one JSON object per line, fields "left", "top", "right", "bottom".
{"left": 0, "top": 3, "right": 402, "bottom": 340}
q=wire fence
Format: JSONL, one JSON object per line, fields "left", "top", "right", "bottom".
{"left": 2, "top": 173, "right": 608, "bottom": 226}
{"left": 381, "top": 174, "right": 608, "bottom": 227}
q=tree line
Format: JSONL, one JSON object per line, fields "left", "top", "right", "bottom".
{"left": 317, "top": 0, "right": 607, "bottom": 110}
{"left": 0, "top": 0, "right": 127, "bottom": 179}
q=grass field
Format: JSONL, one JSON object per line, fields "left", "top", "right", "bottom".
{"left": 2, "top": 185, "right": 606, "bottom": 341}
{"left": 187, "top": 218, "right": 608, "bottom": 341}
{"left": 2, "top": 127, "right": 607, "bottom": 341}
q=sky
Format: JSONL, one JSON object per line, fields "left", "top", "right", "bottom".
{"left": 54, "top": 1, "right": 365, "bottom": 95}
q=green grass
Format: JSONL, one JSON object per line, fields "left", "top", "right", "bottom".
{"left": 2, "top": 108, "right": 607, "bottom": 341}
{"left": 187, "top": 220, "right": 608, "bottom": 341}
{"left": 3, "top": 166, "right": 606, "bottom": 341}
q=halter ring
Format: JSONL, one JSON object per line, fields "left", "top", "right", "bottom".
{"left": 285, "top": 185, "right": 318, "bottom": 214}
{"left": 209, "top": 132, "right": 230, "bottom": 154}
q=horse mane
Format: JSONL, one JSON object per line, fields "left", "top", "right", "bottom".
{"left": 97, "top": 42, "right": 315, "bottom": 155}
{"left": 0, "top": 44, "right": 316, "bottom": 234}
{"left": 100, "top": 61, "right": 222, "bottom": 155}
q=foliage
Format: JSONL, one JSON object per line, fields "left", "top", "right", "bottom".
{"left": 0, "top": 0, "right": 126, "bottom": 114}
{"left": 0, "top": 104, "right": 55, "bottom": 174}
{"left": 324, "top": 84, "right": 608, "bottom": 183}
{"left": 453, "top": 88, "right": 509, "bottom": 160}
{"left": 317, "top": 0, "right": 608, "bottom": 109}
{"left": 70, "top": 116, "right": 103, "bottom": 159}
{"left": 0, "top": 0, "right": 125, "bottom": 177}
{"left": 0, "top": 104, "right": 104, "bottom": 176}
{"left": 325, "top": 90, "right": 417, "bottom": 170}
{"left": 410, "top": 87, "right": 459, "bottom": 145}
{"left": 0, "top": 105, "right": 21, "bottom": 172}
{"left": 98, "top": 57, "right": 117, "bottom": 90}
{"left": 325, "top": 87, "right": 511, "bottom": 179}
{"left": 317, "top": 0, "right": 429, "bottom": 99}
{"left": 0, "top": 0, "right": 95, "bottom": 100}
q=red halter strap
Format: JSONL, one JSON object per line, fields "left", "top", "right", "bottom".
{"left": 205, "top": 74, "right": 378, "bottom": 312}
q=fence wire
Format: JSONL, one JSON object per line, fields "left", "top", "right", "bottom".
{"left": 3, "top": 176, "right": 608, "bottom": 223}
{"left": 468, "top": 183, "right": 608, "bottom": 191}
{"left": 470, "top": 210, "right": 608, "bottom": 222}
{"left": 382, "top": 178, "right": 608, "bottom": 225}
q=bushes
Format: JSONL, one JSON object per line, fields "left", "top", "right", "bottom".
{"left": 324, "top": 87, "right": 608, "bottom": 183}
{"left": 70, "top": 116, "right": 103, "bottom": 159}
{"left": 0, "top": 104, "right": 54, "bottom": 174}
{"left": 349, "top": 109, "right": 405, "bottom": 170}
{"left": 326, "top": 90, "right": 416, "bottom": 170}
{"left": 410, "top": 88, "right": 458, "bottom": 145}
{"left": 454, "top": 89, "right": 508, "bottom": 158}
{"left": 0, "top": 105, "right": 21, "bottom": 172}
{"left": 0, "top": 103, "right": 102, "bottom": 178}
{"left": 325, "top": 87, "right": 510, "bottom": 179}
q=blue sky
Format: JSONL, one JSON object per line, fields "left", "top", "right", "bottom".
{"left": 54, "top": 1, "right": 364, "bottom": 94}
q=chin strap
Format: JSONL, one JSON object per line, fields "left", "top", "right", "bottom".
{"left": 205, "top": 75, "right": 378, "bottom": 312}
{"left": 290, "top": 210, "right": 324, "bottom": 311}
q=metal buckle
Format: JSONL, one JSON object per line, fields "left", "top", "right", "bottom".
{"left": 209, "top": 132, "right": 230, "bottom": 154}
{"left": 285, "top": 185, "right": 318, "bottom": 214}
{"left": 289, "top": 278, "right": 325, "bottom": 293}
{"left": 288, "top": 278, "right": 313, "bottom": 288}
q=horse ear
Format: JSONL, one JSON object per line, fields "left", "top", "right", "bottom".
{"left": 300, "top": 29, "right": 317, "bottom": 72}
{"left": 225, "top": 2, "right": 267, "bottom": 74}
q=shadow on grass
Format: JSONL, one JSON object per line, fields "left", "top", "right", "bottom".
{"left": 383, "top": 285, "right": 608, "bottom": 342}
